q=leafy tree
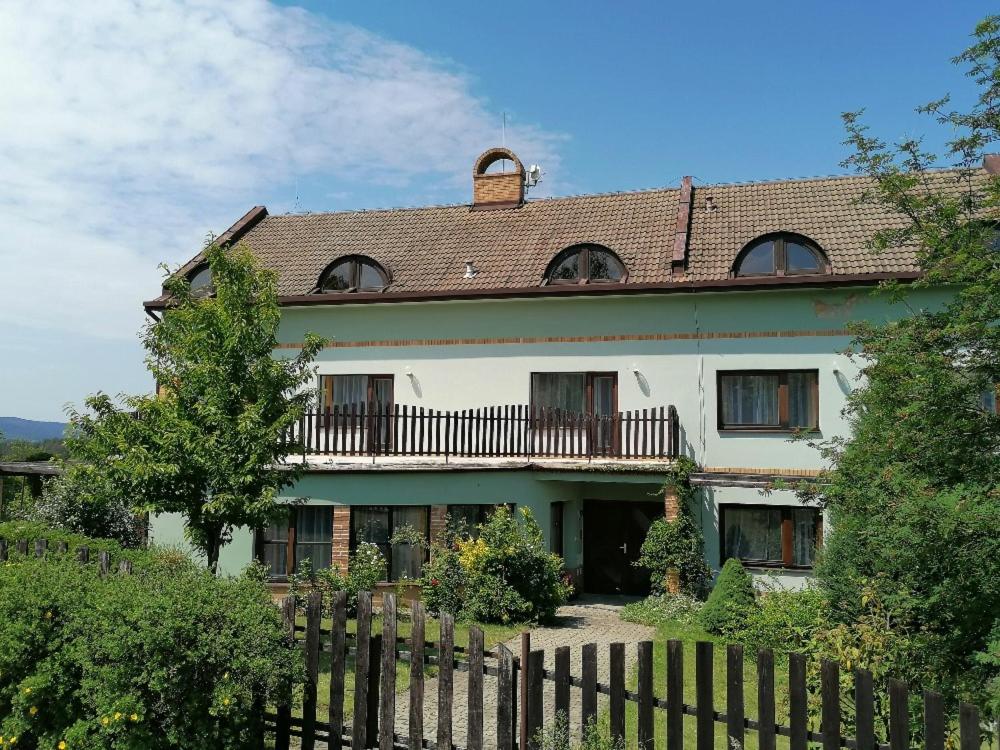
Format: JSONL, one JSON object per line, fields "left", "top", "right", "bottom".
{"left": 63, "top": 242, "right": 323, "bottom": 571}
{"left": 805, "top": 16, "right": 1000, "bottom": 703}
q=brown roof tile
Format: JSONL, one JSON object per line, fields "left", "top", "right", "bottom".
{"left": 148, "top": 167, "right": 985, "bottom": 306}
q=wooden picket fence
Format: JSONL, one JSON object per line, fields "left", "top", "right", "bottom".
{"left": 271, "top": 590, "right": 992, "bottom": 750}
{"left": 0, "top": 538, "right": 993, "bottom": 750}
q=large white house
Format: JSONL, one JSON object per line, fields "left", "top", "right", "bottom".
{"left": 145, "top": 147, "right": 970, "bottom": 593}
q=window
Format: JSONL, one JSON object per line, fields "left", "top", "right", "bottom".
{"left": 717, "top": 370, "right": 819, "bottom": 431}
{"left": 319, "top": 374, "right": 394, "bottom": 450}
{"left": 316, "top": 255, "right": 389, "bottom": 293}
{"left": 721, "top": 504, "right": 822, "bottom": 568}
{"left": 447, "top": 504, "right": 503, "bottom": 538}
{"left": 188, "top": 264, "right": 213, "bottom": 297}
{"left": 256, "top": 506, "right": 333, "bottom": 578}
{"left": 531, "top": 372, "right": 618, "bottom": 453}
{"left": 733, "top": 234, "right": 828, "bottom": 277}
{"left": 979, "top": 386, "right": 999, "bottom": 414}
{"left": 351, "top": 506, "right": 429, "bottom": 581}
{"left": 544, "top": 244, "right": 626, "bottom": 285}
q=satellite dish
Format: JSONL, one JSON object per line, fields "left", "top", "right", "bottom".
{"left": 526, "top": 164, "right": 542, "bottom": 188}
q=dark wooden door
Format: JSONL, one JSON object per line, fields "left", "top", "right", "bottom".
{"left": 583, "top": 499, "right": 663, "bottom": 595}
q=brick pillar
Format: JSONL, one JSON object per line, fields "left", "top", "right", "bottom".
{"left": 331, "top": 505, "right": 351, "bottom": 572}
{"left": 664, "top": 486, "right": 681, "bottom": 594}
{"left": 429, "top": 505, "right": 448, "bottom": 549}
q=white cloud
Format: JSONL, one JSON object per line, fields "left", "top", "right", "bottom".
{"left": 0, "top": 0, "right": 561, "bottom": 419}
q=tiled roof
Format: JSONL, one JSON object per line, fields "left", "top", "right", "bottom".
{"left": 149, "top": 167, "right": 984, "bottom": 305}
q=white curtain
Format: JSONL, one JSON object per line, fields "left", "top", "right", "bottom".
{"left": 787, "top": 373, "right": 818, "bottom": 428}
{"left": 721, "top": 374, "right": 779, "bottom": 426}
{"left": 532, "top": 373, "right": 586, "bottom": 413}
{"left": 331, "top": 375, "right": 367, "bottom": 408}
{"left": 295, "top": 507, "right": 333, "bottom": 572}
{"left": 724, "top": 507, "right": 782, "bottom": 562}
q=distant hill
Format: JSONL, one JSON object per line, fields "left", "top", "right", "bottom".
{"left": 0, "top": 417, "right": 67, "bottom": 442}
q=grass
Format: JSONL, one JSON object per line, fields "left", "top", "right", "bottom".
{"left": 292, "top": 611, "right": 524, "bottom": 720}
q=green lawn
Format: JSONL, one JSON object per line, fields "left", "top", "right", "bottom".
{"left": 293, "top": 612, "right": 524, "bottom": 721}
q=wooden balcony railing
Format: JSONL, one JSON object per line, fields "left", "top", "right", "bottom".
{"left": 284, "top": 403, "right": 680, "bottom": 460}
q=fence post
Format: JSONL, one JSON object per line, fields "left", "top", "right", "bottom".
{"left": 497, "top": 643, "right": 515, "bottom": 750}
{"left": 351, "top": 591, "right": 372, "bottom": 750}
{"left": 56, "top": 541, "right": 68, "bottom": 554}
{"left": 35, "top": 538, "right": 47, "bottom": 558}
{"left": 0, "top": 539, "right": 7, "bottom": 562}
{"left": 379, "top": 594, "right": 397, "bottom": 750}
{"left": 821, "top": 659, "right": 840, "bottom": 750}
{"left": 757, "top": 649, "right": 776, "bottom": 750}
{"left": 554, "top": 645, "right": 570, "bottom": 748}
{"left": 409, "top": 601, "right": 425, "bottom": 750}
{"left": 638, "top": 641, "right": 654, "bottom": 750}
{"left": 274, "top": 596, "right": 296, "bottom": 750}
{"left": 301, "top": 590, "right": 322, "bottom": 750}
{"left": 959, "top": 703, "right": 980, "bottom": 750}
{"left": 16, "top": 539, "right": 27, "bottom": 556}
{"left": 76, "top": 545, "right": 89, "bottom": 564}
{"left": 855, "top": 669, "right": 875, "bottom": 750}
{"left": 367, "top": 634, "right": 382, "bottom": 746}
{"left": 581, "top": 642, "right": 598, "bottom": 732}
{"left": 118, "top": 560, "right": 133, "bottom": 575}
{"left": 526, "top": 649, "right": 544, "bottom": 750}
{"left": 437, "top": 612, "right": 455, "bottom": 750}
{"left": 610, "top": 642, "right": 626, "bottom": 747}
{"left": 329, "top": 590, "right": 348, "bottom": 749}
{"left": 98, "top": 550, "right": 110, "bottom": 577}
{"left": 924, "top": 690, "right": 945, "bottom": 750}
{"left": 789, "top": 652, "right": 807, "bottom": 750}
{"left": 727, "top": 644, "right": 744, "bottom": 750}
{"left": 667, "top": 640, "right": 683, "bottom": 750}
{"left": 888, "top": 679, "right": 909, "bottom": 750}
{"left": 518, "top": 631, "right": 530, "bottom": 750}
{"left": 696, "top": 641, "right": 714, "bottom": 750}
{"left": 467, "top": 626, "right": 485, "bottom": 750}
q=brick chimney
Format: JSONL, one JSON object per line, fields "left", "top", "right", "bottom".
{"left": 472, "top": 147, "right": 524, "bottom": 210}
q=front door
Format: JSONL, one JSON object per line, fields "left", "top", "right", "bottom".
{"left": 583, "top": 499, "right": 663, "bottom": 595}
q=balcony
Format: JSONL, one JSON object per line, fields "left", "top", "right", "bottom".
{"left": 284, "top": 404, "right": 679, "bottom": 462}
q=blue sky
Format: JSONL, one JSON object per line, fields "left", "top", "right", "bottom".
{"left": 0, "top": 0, "right": 988, "bottom": 422}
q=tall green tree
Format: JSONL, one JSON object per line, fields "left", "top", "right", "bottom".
{"left": 64, "top": 242, "right": 323, "bottom": 571}
{"left": 808, "top": 17, "right": 1000, "bottom": 703}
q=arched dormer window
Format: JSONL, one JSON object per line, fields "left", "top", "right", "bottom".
{"left": 544, "top": 244, "right": 627, "bottom": 285}
{"left": 316, "top": 255, "right": 390, "bottom": 293}
{"left": 188, "top": 264, "right": 213, "bottom": 297}
{"left": 733, "top": 233, "right": 828, "bottom": 277}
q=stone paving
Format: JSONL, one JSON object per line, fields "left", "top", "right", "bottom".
{"left": 390, "top": 596, "right": 655, "bottom": 749}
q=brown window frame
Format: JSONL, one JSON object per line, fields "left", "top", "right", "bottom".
{"left": 719, "top": 503, "right": 823, "bottom": 570}
{"left": 543, "top": 244, "right": 628, "bottom": 285}
{"left": 732, "top": 233, "right": 829, "bottom": 278}
{"left": 349, "top": 505, "right": 431, "bottom": 582}
{"left": 716, "top": 369, "right": 819, "bottom": 432}
{"left": 254, "top": 506, "right": 334, "bottom": 582}
{"left": 316, "top": 255, "right": 390, "bottom": 293}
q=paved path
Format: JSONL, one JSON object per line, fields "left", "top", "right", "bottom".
{"left": 390, "top": 596, "right": 655, "bottom": 749}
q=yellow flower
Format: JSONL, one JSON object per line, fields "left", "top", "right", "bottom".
{"left": 22, "top": 688, "right": 30, "bottom": 695}
{"left": 114, "top": 712, "right": 122, "bottom": 721}
{"left": 130, "top": 713, "right": 139, "bottom": 722}
{"left": 8, "top": 737, "right": 16, "bottom": 746}
{"left": 101, "top": 716, "right": 110, "bottom": 726}
{"left": 44, "top": 611, "right": 52, "bottom": 619}
{"left": 59, "top": 742, "right": 67, "bottom": 750}
{"left": 222, "top": 698, "right": 230, "bottom": 706}
{"left": 28, "top": 707, "right": 37, "bottom": 716}
{"left": 223, "top": 672, "right": 229, "bottom": 680}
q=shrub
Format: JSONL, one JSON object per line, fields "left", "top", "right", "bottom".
{"left": 699, "top": 558, "right": 755, "bottom": 635}
{"left": 0, "top": 547, "right": 299, "bottom": 749}
{"left": 0, "top": 520, "right": 129, "bottom": 556}
{"left": 737, "top": 585, "right": 828, "bottom": 657}
{"left": 620, "top": 593, "right": 703, "bottom": 627}
{"left": 289, "top": 541, "right": 387, "bottom": 616}
{"left": 422, "top": 507, "right": 570, "bottom": 624}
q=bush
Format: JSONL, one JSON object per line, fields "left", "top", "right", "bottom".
{"left": 422, "top": 507, "right": 570, "bottom": 624}
{"left": 620, "top": 593, "right": 703, "bottom": 627}
{"left": 0, "top": 520, "right": 129, "bottom": 556}
{"left": 289, "top": 541, "right": 387, "bottom": 617}
{"left": 0, "top": 547, "right": 299, "bottom": 748}
{"left": 736, "top": 585, "right": 828, "bottom": 657}
{"left": 699, "top": 558, "right": 755, "bottom": 635}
